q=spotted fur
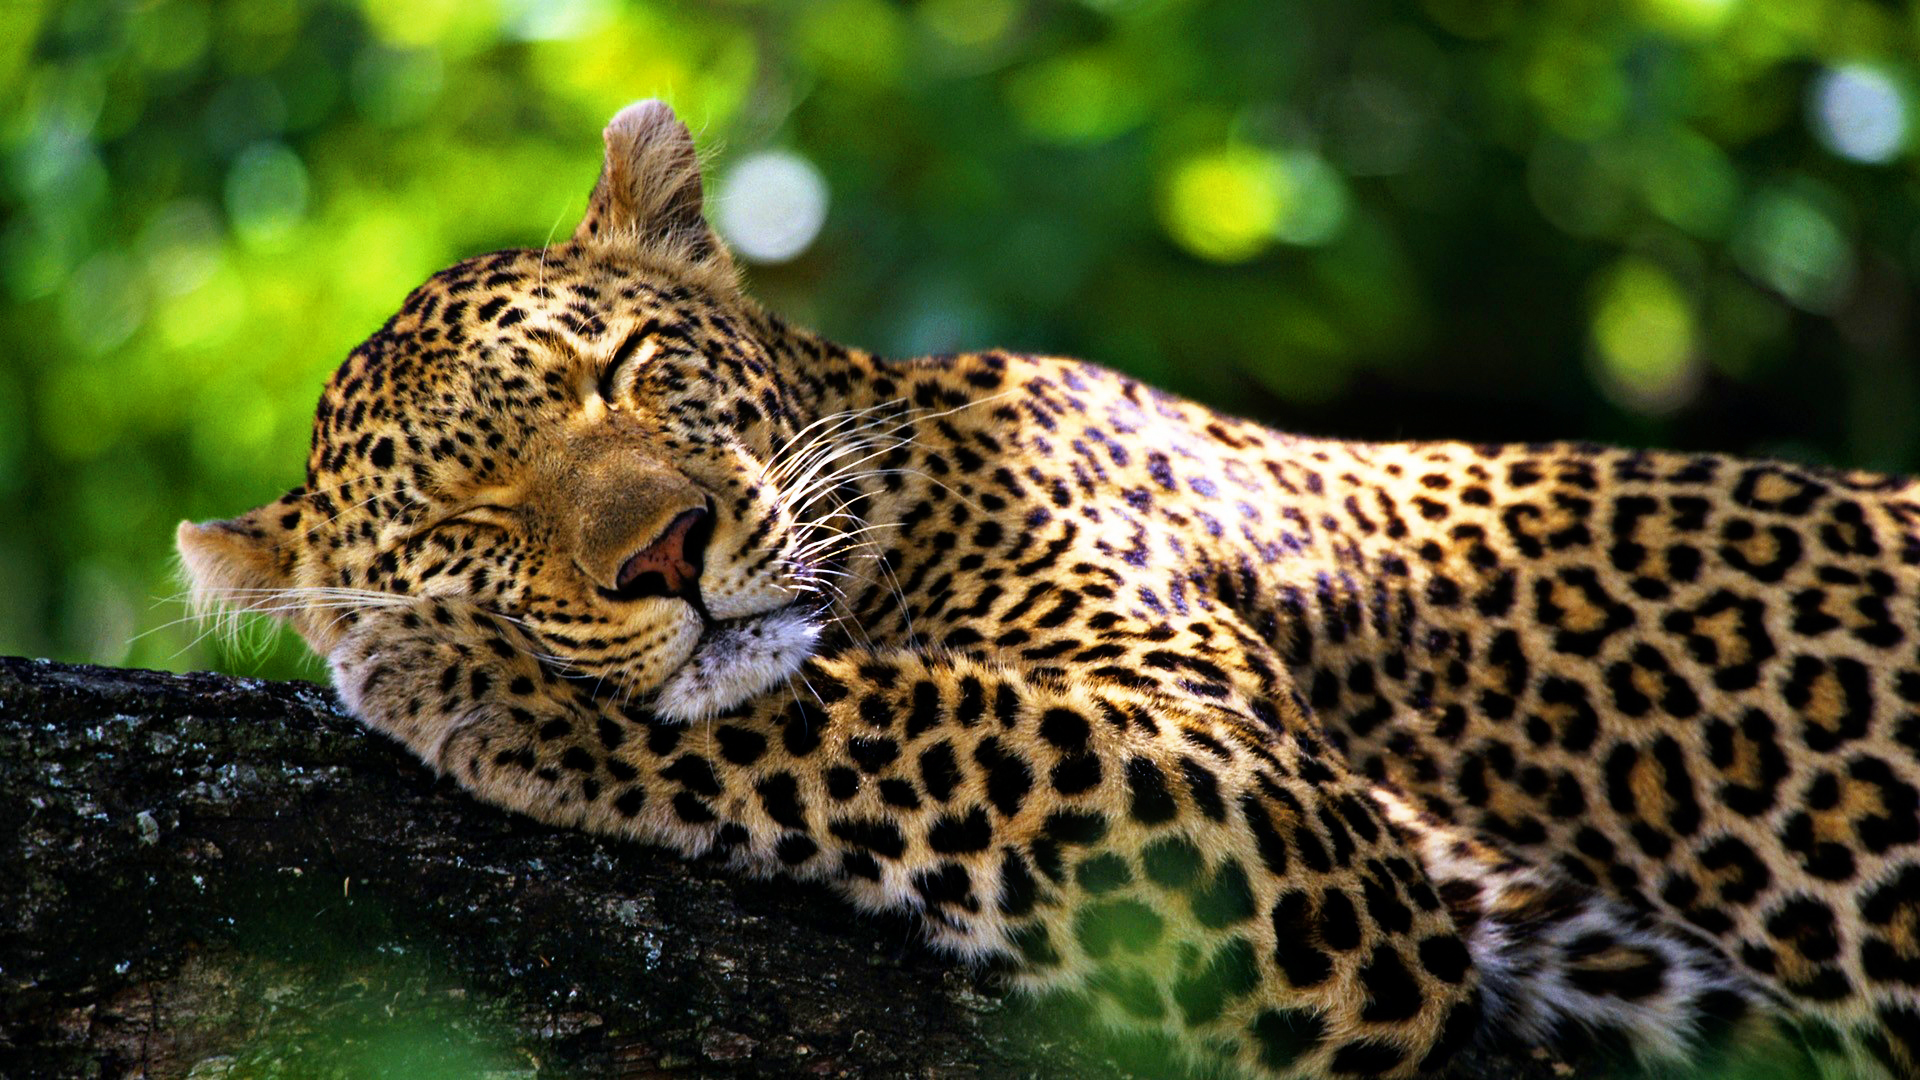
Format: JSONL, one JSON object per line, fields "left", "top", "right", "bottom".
{"left": 178, "top": 101, "right": 1920, "bottom": 1078}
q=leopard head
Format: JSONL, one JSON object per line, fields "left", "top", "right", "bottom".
{"left": 178, "top": 101, "right": 840, "bottom": 722}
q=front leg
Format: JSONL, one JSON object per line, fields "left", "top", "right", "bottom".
{"left": 330, "top": 599, "right": 1482, "bottom": 1078}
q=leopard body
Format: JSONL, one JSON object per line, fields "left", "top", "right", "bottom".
{"left": 179, "top": 102, "right": 1920, "bottom": 1078}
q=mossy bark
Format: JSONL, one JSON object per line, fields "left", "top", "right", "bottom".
{"left": 0, "top": 657, "right": 1552, "bottom": 1079}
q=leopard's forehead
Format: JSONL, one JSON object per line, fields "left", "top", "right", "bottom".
{"left": 302, "top": 245, "right": 732, "bottom": 496}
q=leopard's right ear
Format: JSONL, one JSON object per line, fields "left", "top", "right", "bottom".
{"left": 175, "top": 488, "right": 308, "bottom": 619}
{"left": 572, "top": 99, "right": 732, "bottom": 275}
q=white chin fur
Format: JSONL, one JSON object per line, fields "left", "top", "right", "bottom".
{"left": 651, "top": 605, "right": 820, "bottom": 724}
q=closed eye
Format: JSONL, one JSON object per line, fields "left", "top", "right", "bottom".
{"left": 443, "top": 504, "right": 518, "bottom": 532}
{"left": 375, "top": 502, "right": 520, "bottom": 564}
{"left": 598, "top": 319, "right": 660, "bottom": 403}
{"left": 400, "top": 505, "right": 516, "bottom": 547}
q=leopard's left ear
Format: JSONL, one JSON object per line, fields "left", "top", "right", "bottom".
{"left": 573, "top": 99, "right": 731, "bottom": 273}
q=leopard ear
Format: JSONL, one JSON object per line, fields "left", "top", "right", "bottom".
{"left": 175, "top": 489, "right": 307, "bottom": 619}
{"left": 573, "top": 99, "right": 731, "bottom": 272}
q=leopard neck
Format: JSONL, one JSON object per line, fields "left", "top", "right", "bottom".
{"left": 747, "top": 306, "right": 901, "bottom": 424}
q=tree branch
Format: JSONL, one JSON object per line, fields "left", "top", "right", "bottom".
{"left": 0, "top": 657, "right": 1549, "bottom": 1079}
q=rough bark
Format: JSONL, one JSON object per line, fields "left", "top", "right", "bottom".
{"left": 0, "top": 657, "right": 1553, "bottom": 1080}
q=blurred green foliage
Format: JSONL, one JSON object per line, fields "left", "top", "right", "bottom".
{"left": 3, "top": 0, "right": 1917, "bottom": 679}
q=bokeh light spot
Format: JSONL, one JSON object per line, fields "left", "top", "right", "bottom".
{"left": 15, "top": 122, "right": 109, "bottom": 215}
{"left": 2, "top": 214, "right": 80, "bottom": 300}
{"left": 1525, "top": 36, "right": 1627, "bottom": 139}
{"left": 1007, "top": 51, "right": 1148, "bottom": 144}
{"left": 1272, "top": 151, "right": 1350, "bottom": 246}
{"left": 129, "top": 2, "right": 211, "bottom": 72}
{"left": 204, "top": 76, "right": 289, "bottom": 155}
{"left": 1636, "top": 128, "right": 1738, "bottom": 237}
{"left": 358, "top": 0, "right": 478, "bottom": 48}
{"left": 350, "top": 47, "right": 445, "bottom": 127}
{"left": 60, "top": 251, "right": 147, "bottom": 357}
{"left": 1733, "top": 187, "right": 1852, "bottom": 312}
{"left": 1637, "top": 0, "right": 1739, "bottom": 37}
{"left": 225, "top": 141, "right": 310, "bottom": 251}
{"left": 139, "top": 200, "right": 224, "bottom": 297}
{"left": 155, "top": 262, "right": 247, "bottom": 351}
{"left": 1590, "top": 259, "right": 1700, "bottom": 415}
{"left": 1810, "top": 65, "right": 1909, "bottom": 165}
{"left": 921, "top": 0, "right": 1017, "bottom": 46}
{"left": 1161, "top": 148, "right": 1286, "bottom": 264}
{"left": 715, "top": 152, "right": 830, "bottom": 265}
{"left": 1161, "top": 147, "right": 1349, "bottom": 260}
{"left": 797, "top": 0, "right": 905, "bottom": 86}
{"left": 502, "top": 0, "right": 613, "bottom": 41}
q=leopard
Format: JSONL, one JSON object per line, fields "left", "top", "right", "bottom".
{"left": 177, "top": 100, "right": 1920, "bottom": 1079}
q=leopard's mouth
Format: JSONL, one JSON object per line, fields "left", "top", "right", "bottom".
{"left": 649, "top": 601, "right": 821, "bottom": 724}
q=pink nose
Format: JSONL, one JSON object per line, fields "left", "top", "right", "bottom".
{"left": 616, "top": 507, "right": 710, "bottom": 598}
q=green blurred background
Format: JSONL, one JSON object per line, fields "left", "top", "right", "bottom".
{"left": 3, "top": 0, "right": 1917, "bottom": 681}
